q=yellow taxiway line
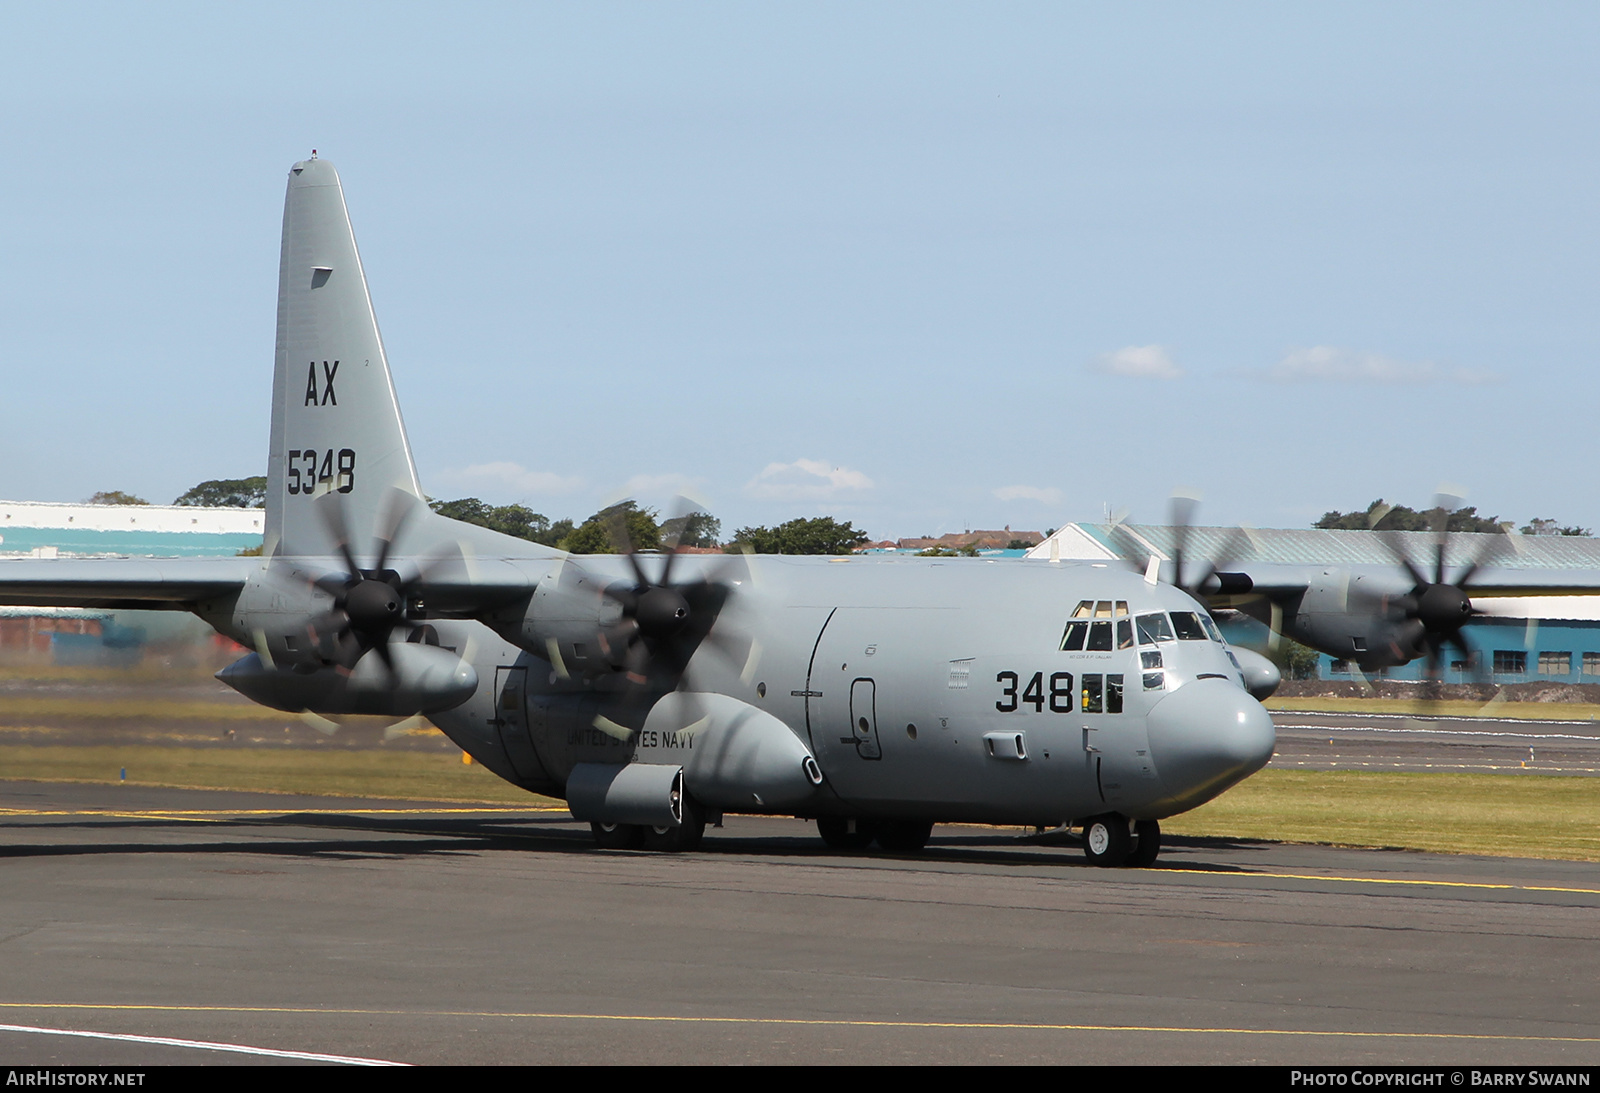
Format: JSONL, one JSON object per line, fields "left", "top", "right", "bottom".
{"left": 0, "top": 1002, "right": 1595, "bottom": 1044}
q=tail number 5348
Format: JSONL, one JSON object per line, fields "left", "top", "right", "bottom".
{"left": 286, "top": 448, "right": 356, "bottom": 495}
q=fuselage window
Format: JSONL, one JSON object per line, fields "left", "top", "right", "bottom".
{"left": 1082, "top": 674, "right": 1102, "bottom": 713}
{"left": 1106, "top": 674, "right": 1124, "bottom": 713}
{"left": 1081, "top": 673, "right": 1124, "bottom": 713}
{"left": 1136, "top": 612, "right": 1175, "bottom": 645}
{"left": 1170, "top": 611, "right": 1208, "bottom": 640}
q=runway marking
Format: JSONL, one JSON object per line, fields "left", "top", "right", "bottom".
{"left": 0, "top": 1005, "right": 1595, "bottom": 1045}
{"left": 1171, "top": 868, "right": 1600, "bottom": 897}
{"left": 0, "top": 1022, "right": 408, "bottom": 1065}
{"left": 1274, "top": 712, "right": 1600, "bottom": 728}
{"left": 1276, "top": 723, "right": 1600, "bottom": 741}
{"left": 1272, "top": 760, "right": 1600, "bottom": 774}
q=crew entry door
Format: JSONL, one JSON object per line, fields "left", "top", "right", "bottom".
{"left": 491, "top": 664, "right": 552, "bottom": 785}
{"left": 848, "top": 678, "right": 882, "bottom": 760}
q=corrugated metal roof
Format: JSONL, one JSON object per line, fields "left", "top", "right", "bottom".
{"left": 1049, "top": 524, "right": 1600, "bottom": 570}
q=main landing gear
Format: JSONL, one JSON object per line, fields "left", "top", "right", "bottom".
{"left": 589, "top": 798, "right": 708, "bottom": 853}
{"left": 816, "top": 817, "right": 934, "bottom": 853}
{"left": 1081, "top": 814, "right": 1160, "bottom": 867}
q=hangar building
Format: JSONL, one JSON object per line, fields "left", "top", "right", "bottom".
{"left": 0, "top": 500, "right": 263, "bottom": 663}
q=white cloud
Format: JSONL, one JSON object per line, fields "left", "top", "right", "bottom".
{"left": 1262, "top": 346, "right": 1497, "bottom": 385}
{"left": 620, "top": 472, "right": 702, "bottom": 499}
{"left": 744, "top": 458, "right": 874, "bottom": 500}
{"left": 435, "top": 461, "right": 584, "bottom": 496}
{"left": 994, "top": 484, "right": 1062, "bottom": 506}
{"left": 1090, "top": 345, "right": 1182, "bottom": 380}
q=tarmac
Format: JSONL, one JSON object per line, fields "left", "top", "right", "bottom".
{"left": 1272, "top": 711, "right": 1600, "bottom": 775}
{"left": 2, "top": 779, "right": 1597, "bottom": 1066}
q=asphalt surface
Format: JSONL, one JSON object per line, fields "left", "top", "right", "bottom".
{"left": 1272, "top": 711, "right": 1600, "bottom": 776}
{"left": 1, "top": 781, "right": 1597, "bottom": 1066}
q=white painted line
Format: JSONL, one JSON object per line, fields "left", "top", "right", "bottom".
{"left": 1275, "top": 723, "right": 1600, "bottom": 741}
{"left": 1274, "top": 711, "right": 1600, "bottom": 727}
{"left": 0, "top": 1023, "right": 409, "bottom": 1065}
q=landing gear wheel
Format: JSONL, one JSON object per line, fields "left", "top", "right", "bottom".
{"left": 591, "top": 822, "right": 644, "bottom": 850}
{"left": 1082, "top": 814, "right": 1131, "bottom": 867}
{"left": 875, "top": 820, "right": 934, "bottom": 854}
{"left": 642, "top": 798, "right": 706, "bottom": 852}
{"left": 1126, "top": 819, "right": 1161, "bottom": 868}
{"left": 817, "top": 817, "right": 877, "bottom": 850}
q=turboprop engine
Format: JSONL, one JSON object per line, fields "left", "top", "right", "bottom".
{"left": 566, "top": 692, "right": 825, "bottom": 825}
{"left": 217, "top": 643, "right": 478, "bottom": 717}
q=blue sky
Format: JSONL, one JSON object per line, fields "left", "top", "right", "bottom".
{"left": 2, "top": 3, "right": 1597, "bottom": 539}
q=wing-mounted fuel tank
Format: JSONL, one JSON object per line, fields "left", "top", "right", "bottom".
{"left": 217, "top": 643, "right": 478, "bottom": 717}
{"left": 566, "top": 692, "right": 824, "bottom": 823}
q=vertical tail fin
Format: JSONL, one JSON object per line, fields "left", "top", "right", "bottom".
{"left": 265, "top": 156, "right": 424, "bottom": 558}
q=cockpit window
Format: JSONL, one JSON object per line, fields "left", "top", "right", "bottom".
{"left": 1200, "top": 614, "right": 1224, "bottom": 643}
{"left": 1117, "top": 618, "right": 1134, "bottom": 649}
{"left": 1086, "top": 621, "right": 1114, "bottom": 651}
{"left": 1060, "top": 621, "right": 1087, "bottom": 651}
{"left": 1071, "top": 601, "right": 1094, "bottom": 619}
{"left": 1170, "top": 611, "right": 1208, "bottom": 640}
{"left": 1136, "top": 612, "right": 1174, "bottom": 644}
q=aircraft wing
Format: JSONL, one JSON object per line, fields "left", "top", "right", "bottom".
{"left": 1211, "top": 562, "right": 1600, "bottom": 601}
{"left": 0, "top": 556, "right": 261, "bottom": 610}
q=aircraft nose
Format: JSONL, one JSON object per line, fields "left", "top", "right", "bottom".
{"left": 1146, "top": 678, "right": 1276, "bottom": 812}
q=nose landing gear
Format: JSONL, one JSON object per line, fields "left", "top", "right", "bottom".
{"left": 1082, "top": 815, "right": 1161, "bottom": 867}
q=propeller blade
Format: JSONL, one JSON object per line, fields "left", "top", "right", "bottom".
{"left": 371, "top": 488, "right": 421, "bottom": 576}
{"left": 299, "top": 710, "right": 341, "bottom": 737}
{"left": 1169, "top": 492, "right": 1200, "bottom": 591}
{"left": 316, "top": 492, "right": 362, "bottom": 578}
{"left": 1376, "top": 530, "right": 1430, "bottom": 591}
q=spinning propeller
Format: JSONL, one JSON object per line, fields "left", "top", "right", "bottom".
{"left": 584, "top": 500, "right": 756, "bottom": 737}
{"left": 303, "top": 490, "right": 442, "bottom": 674}
{"left": 1164, "top": 493, "right": 1255, "bottom": 599}
{"left": 1366, "top": 494, "right": 1508, "bottom": 685}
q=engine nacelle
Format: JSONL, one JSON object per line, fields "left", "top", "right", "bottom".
{"left": 217, "top": 643, "right": 478, "bottom": 717}
{"left": 640, "top": 692, "right": 825, "bottom": 813}
{"left": 1231, "top": 647, "right": 1282, "bottom": 700}
{"left": 480, "top": 558, "right": 622, "bottom": 676}
{"left": 562, "top": 693, "right": 825, "bottom": 825}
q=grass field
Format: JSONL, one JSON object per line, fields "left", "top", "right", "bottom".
{"left": 3, "top": 744, "right": 1596, "bottom": 861}
{"left": 0, "top": 745, "right": 558, "bottom": 806}
{"left": 1164, "top": 768, "right": 1600, "bottom": 861}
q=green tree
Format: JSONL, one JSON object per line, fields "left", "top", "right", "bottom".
{"left": 1276, "top": 639, "right": 1323, "bottom": 681}
{"left": 1520, "top": 518, "right": 1592, "bottom": 537}
{"left": 1314, "top": 499, "right": 1507, "bottom": 533}
{"left": 562, "top": 501, "right": 661, "bottom": 554}
{"left": 660, "top": 511, "right": 722, "bottom": 549}
{"left": 85, "top": 490, "right": 149, "bottom": 506}
{"left": 727, "top": 517, "right": 869, "bottom": 555}
{"left": 174, "top": 476, "right": 267, "bottom": 508}
{"left": 429, "top": 497, "right": 573, "bottom": 547}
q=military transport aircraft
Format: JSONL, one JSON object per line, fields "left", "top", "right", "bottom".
{"left": 2, "top": 158, "right": 1587, "bottom": 866}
